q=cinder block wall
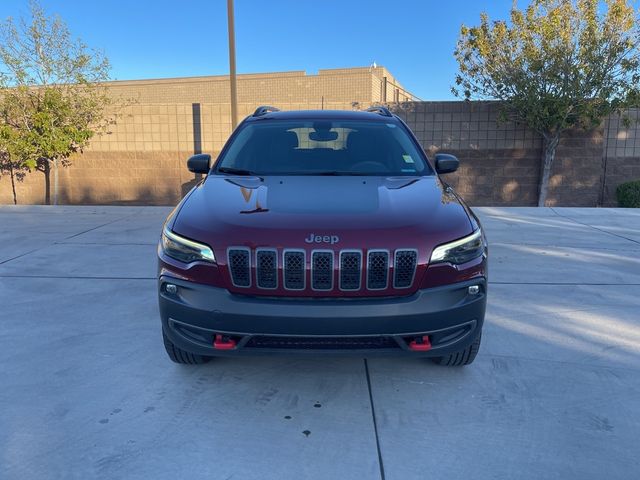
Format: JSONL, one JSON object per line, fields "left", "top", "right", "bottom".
{"left": 0, "top": 67, "right": 384, "bottom": 206}
{"left": 44, "top": 101, "right": 354, "bottom": 206}
{"left": 602, "top": 110, "right": 640, "bottom": 206}
{"left": 393, "top": 102, "right": 629, "bottom": 207}
{"left": 392, "top": 102, "right": 543, "bottom": 205}
{"left": 1, "top": 69, "right": 638, "bottom": 207}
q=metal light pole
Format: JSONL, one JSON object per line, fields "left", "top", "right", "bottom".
{"left": 227, "top": 0, "right": 238, "bottom": 130}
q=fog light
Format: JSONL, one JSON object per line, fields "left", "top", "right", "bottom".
{"left": 468, "top": 285, "right": 480, "bottom": 295}
{"left": 165, "top": 284, "right": 178, "bottom": 294}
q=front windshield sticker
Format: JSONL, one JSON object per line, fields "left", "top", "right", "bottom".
{"left": 386, "top": 123, "right": 397, "bottom": 128}
{"left": 403, "top": 154, "right": 415, "bottom": 164}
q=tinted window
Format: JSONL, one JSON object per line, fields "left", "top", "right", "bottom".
{"left": 216, "top": 120, "right": 432, "bottom": 176}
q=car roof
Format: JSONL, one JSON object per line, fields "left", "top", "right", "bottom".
{"left": 244, "top": 109, "right": 401, "bottom": 123}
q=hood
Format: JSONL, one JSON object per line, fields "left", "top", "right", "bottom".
{"left": 172, "top": 175, "right": 473, "bottom": 258}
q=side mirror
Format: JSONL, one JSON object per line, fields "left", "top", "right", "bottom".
{"left": 434, "top": 153, "right": 459, "bottom": 174}
{"left": 187, "top": 153, "right": 211, "bottom": 174}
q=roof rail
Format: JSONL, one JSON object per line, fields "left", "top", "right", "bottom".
{"left": 253, "top": 105, "right": 280, "bottom": 117}
{"left": 366, "top": 106, "right": 393, "bottom": 117}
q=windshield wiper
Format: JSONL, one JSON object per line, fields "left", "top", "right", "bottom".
{"left": 217, "top": 167, "right": 258, "bottom": 176}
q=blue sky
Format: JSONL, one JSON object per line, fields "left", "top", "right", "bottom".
{"left": 1, "top": 0, "right": 523, "bottom": 100}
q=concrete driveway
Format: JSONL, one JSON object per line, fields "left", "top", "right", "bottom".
{"left": 0, "top": 206, "right": 639, "bottom": 480}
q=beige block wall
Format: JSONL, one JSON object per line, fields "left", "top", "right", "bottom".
{"left": 393, "top": 102, "right": 621, "bottom": 207}
{"left": 601, "top": 109, "right": 640, "bottom": 206}
{"left": 1, "top": 67, "right": 393, "bottom": 205}
{"left": 0, "top": 101, "right": 358, "bottom": 206}
{"left": 93, "top": 101, "right": 357, "bottom": 156}
{"left": 3, "top": 66, "right": 637, "bottom": 207}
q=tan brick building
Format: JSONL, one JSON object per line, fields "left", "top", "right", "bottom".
{"left": 0, "top": 66, "right": 414, "bottom": 205}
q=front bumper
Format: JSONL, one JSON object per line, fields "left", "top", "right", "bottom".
{"left": 159, "top": 276, "right": 486, "bottom": 357}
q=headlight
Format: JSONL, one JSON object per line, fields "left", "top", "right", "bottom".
{"left": 160, "top": 226, "right": 215, "bottom": 264}
{"left": 430, "top": 230, "right": 484, "bottom": 265}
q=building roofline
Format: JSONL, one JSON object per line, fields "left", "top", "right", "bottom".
{"left": 103, "top": 66, "right": 393, "bottom": 87}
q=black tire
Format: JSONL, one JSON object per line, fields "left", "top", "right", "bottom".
{"left": 431, "top": 333, "right": 481, "bottom": 366}
{"left": 162, "top": 330, "right": 211, "bottom": 365}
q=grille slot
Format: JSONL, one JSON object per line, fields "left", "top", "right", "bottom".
{"left": 394, "top": 249, "right": 418, "bottom": 288}
{"left": 256, "top": 249, "right": 277, "bottom": 289}
{"left": 311, "top": 251, "right": 334, "bottom": 291}
{"left": 283, "top": 250, "right": 305, "bottom": 290}
{"left": 367, "top": 250, "right": 389, "bottom": 290}
{"left": 246, "top": 336, "right": 400, "bottom": 350}
{"left": 340, "top": 251, "right": 362, "bottom": 291}
{"left": 228, "top": 248, "right": 251, "bottom": 287}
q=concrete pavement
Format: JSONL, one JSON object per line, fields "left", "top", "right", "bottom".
{"left": 0, "top": 206, "right": 639, "bottom": 480}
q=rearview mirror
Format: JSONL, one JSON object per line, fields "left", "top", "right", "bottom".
{"left": 187, "top": 153, "right": 211, "bottom": 174}
{"left": 434, "top": 153, "right": 459, "bottom": 174}
{"left": 309, "top": 130, "right": 338, "bottom": 142}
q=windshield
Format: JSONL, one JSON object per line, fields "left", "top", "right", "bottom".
{"left": 214, "top": 119, "right": 432, "bottom": 176}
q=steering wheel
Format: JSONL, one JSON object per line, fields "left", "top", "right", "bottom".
{"left": 350, "top": 161, "right": 389, "bottom": 173}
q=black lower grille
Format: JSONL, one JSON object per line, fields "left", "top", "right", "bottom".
{"left": 245, "top": 336, "right": 400, "bottom": 350}
{"left": 394, "top": 250, "right": 417, "bottom": 288}
{"left": 228, "top": 248, "right": 250, "bottom": 287}
{"left": 284, "top": 251, "right": 305, "bottom": 290}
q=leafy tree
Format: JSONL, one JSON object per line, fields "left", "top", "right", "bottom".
{"left": 0, "top": 0, "right": 112, "bottom": 204}
{"left": 453, "top": 0, "right": 640, "bottom": 206}
{"left": 0, "top": 123, "right": 32, "bottom": 204}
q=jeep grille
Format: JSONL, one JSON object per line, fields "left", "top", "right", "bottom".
{"left": 227, "top": 248, "right": 251, "bottom": 287}
{"left": 311, "top": 251, "right": 334, "bottom": 291}
{"left": 226, "top": 247, "right": 418, "bottom": 293}
{"left": 393, "top": 250, "right": 418, "bottom": 289}
{"left": 367, "top": 251, "right": 389, "bottom": 290}
{"left": 339, "top": 251, "right": 362, "bottom": 291}
{"left": 256, "top": 249, "right": 277, "bottom": 289}
{"left": 283, "top": 250, "right": 305, "bottom": 290}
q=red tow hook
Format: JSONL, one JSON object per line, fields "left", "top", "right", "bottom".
{"left": 213, "top": 334, "right": 237, "bottom": 350}
{"left": 408, "top": 335, "right": 432, "bottom": 352}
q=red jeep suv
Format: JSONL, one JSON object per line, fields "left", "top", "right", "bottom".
{"left": 158, "top": 106, "right": 487, "bottom": 366}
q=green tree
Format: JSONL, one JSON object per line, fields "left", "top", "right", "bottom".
{"left": 453, "top": 0, "right": 640, "bottom": 206}
{"left": 0, "top": 123, "right": 32, "bottom": 204}
{"left": 0, "top": 0, "right": 112, "bottom": 205}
